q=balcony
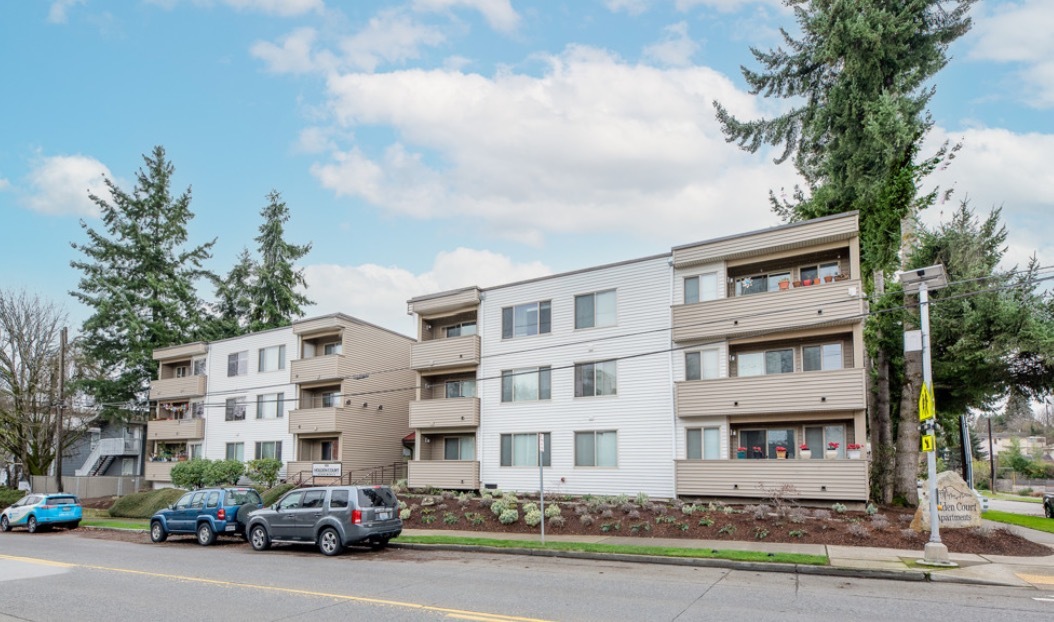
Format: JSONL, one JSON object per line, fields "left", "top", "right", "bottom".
{"left": 409, "top": 398, "right": 480, "bottom": 429}
{"left": 675, "top": 458, "right": 869, "bottom": 501}
{"left": 677, "top": 368, "right": 866, "bottom": 418}
{"left": 288, "top": 406, "right": 359, "bottom": 435}
{"left": 144, "top": 461, "right": 176, "bottom": 483}
{"left": 407, "top": 460, "right": 480, "bottom": 490}
{"left": 149, "top": 375, "right": 206, "bottom": 401}
{"left": 672, "top": 279, "right": 865, "bottom": 342}
{"left": 290, "top": 355, "right": 352, "bottom": 384}
{"left": 146, "top": 418, "right": 205, "bottom": 441}
{"left": 411, "top": 335, "right": 480, "bottom": 371}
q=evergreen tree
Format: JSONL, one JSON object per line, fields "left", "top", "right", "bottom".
{"left": 248, "top": 190, "right": 312, "bottom": 331}
{"left": 205, "top": 248, "right": 256, "bottom": 340}
{"left": 70, "top": 146, "right": 214, "bottom": 419}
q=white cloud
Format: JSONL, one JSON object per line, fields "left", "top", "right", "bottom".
{"left": 643, "top": 21, "right": 698, "bottom": 67}
{"left": 22, "top": 155, "right": 114, "bottom": 217}
{"left": 605, "top": 0, "right": 652, "bottom": 16}
{"left": 251, "top": 27, "right": 337, "bottom": 74}
{"left": 340, "top": 9, "right": 446, "bottom": 72}
{"left": 222, "top": 0, "right": 323, "bottom": 16}
{"left": 0, "top": 178, "right": 10, "bottom": 191}
{"left": 48, "top": 0, "right": 84, "bottom": 24}
{"left": 674, "top": 0, "right": 783, "bottom": 11}
{"left": 412, "top": 0, "right": 520, "bottom": 33}
{"left": 969, "top": 0, "right": 1054, "bottom": 108}
{"left": 310, "top": 45, "right": 797, "bottom": 244}
{"left": 304, "top": 248, "right": 550, "bottom": 334}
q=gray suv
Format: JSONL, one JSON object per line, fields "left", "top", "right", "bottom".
{"left": 247, "top": 485, "right": 402, "bottom": 556}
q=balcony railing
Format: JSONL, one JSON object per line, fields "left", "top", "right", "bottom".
{"left": 407, "top": 460, "right": 480, "bottom": 490}
{"left": 677, "top": 368, "right": 866, "bottom": 418}
{"left": 672, "top": 279, "right": 865, "bottom": 342}
{"left": 290, "top": 355, "right": 352, "bottom": 384}
{"left": 146, "top": 417, "right": 205, "bottom": 441}
{"left": 144, "top": 461, "right": 176, "bottom": 482}
{"left": 675, "top": 458, "right": 869, "bottom": 501}
{"left": 411, "top": 335, "right": 480, "bottom": 371}
{"left": 409, "top": 398, "right": 480, "bottom": 429}
{"left": 288, "top": 406, "right": 358, "bottom": 435}
{"left": 149, "top": 375, "right": 207, "bottom": 401}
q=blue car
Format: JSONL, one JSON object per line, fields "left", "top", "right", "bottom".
{"left": 1, "top": 493, "right": 83, "bottom": 533}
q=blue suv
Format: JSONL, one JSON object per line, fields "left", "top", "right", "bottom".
{"left": 1, "top": 493, "right": 82, "bottom": 532}
{"left": 150, "top": 487, "right": 263, "bottom": 546}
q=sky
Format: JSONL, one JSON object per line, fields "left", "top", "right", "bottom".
{"left": 1, "top": 0, "right": 1051, "bottom": 337}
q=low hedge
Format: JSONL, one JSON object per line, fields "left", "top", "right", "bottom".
{"left": 108, "top": 488, "right": 186, "bottom": 518}
{"left": 0, "top": 488, "right": 25, "bottom": 509}
{"left": 262, "top": 483, "right": 296, "bottom": 507}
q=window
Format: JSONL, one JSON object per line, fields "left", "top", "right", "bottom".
{"left": 805, "top": 425, "right": 846, "bottom": 459}
{"left": 189, "top": 443, "right": 202, "bottom": 460}
{"left": 320, "top": 440, "right": 336, "bottom": 461}
{"left": 225, "top": 442, "right": 244, "bottom": 461}
{"left": 574, "top": 290, "right": 616, "bottom": 329}
{"left": 320, "top": 391, "right": 341, "bottom": 408}
{"left": 227, "top": 351, "right": 248, "bottom": 377}
{"left": 256, "top": 393, "right": 285, "bottom": 419}
{"left": 323, "top": 341, "right": 342, "bottom": 355}
{"left": 255, "top": 441, "right": 283, "bottom": 460}
{"left": 446, "top": 322, "right": 477, "bottom": 338}
{"left": 302, "top": 490, "right": 325, "bottom": 508}
{"left": 225, "top": 397, "right": 246, "bottom": 421}
{"left": 205, "top": 491, "right": 220, "bottom": 508}
{"left": 687, "top": 428, "right": 721, "bottom": 460}
{"left": 737, "top": 349, "right": 793, "bottom": 377}
{"left": 258, "top": 345, "right": 286, "bottom": 372}
{"left": 330, "top": 489, "right": 349, "bottom": 508}
{"left": 685, "top": 350, "right": 719, "bottom": 381}
{"left": 500, "top": 433, "right": 551, "bottom": 467}
{"left": 740, "top": 429, "right": 796, "bottom": 459}
{"left": 445, "top": 380, "right": 476, "bottom": 398}
{"left": 501, "top": 301, "right": 551, "bottom": 339}
{"left": 804, "top": 343, "right": 843, "bottom": 372}
{"left": 684, "top": 273, "right": 718, "bottom": 304}
{"left": 191, "top": 401, "right": 204, "bottom": 418}
{"left": 192, "top": 358, "right": 206, "bottom": 376}
{"left": 501, "top": 367, "right": 552, "bottom": 402}
{"left": 175, "top": 366, "right": 188, "bottom": 378}
{"left": 575, "top": 431, "right": 618, "bottom": 467}
{"left": 574, "top": 360, "right": 617, "bottom": 397}
{"left": 278, "top": 491, "right": 303, "bottom": 510}
{"left": 444, "top": 436, "right": 475, "bottom": 461}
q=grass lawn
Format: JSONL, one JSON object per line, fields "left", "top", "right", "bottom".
{"left": 396, "top": 535, "right": 829, "bottom": 566}
{"left": 982, "top": 510, "right": 1054, "bottom": 534}
{"left": 987, "top": 492, "right": 1043, "bottom": 504}
{"left": 81, "top": 508, "right": 148, "bottom": 530}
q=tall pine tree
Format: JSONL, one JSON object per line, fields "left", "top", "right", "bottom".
{"left": 70, "top": 146, "right": 214, "bottom": 420}
{"left": 205, "top": 248, "right": 257, "bottom": 340}
{"left": 248, "top": 190, "right": 312, "bottom": 331}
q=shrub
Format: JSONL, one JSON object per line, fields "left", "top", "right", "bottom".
{"left": 865, "top": 502, "right": 878, "bottom": 516}
{"left": 847, "top": 523, "right": 870, "bottom": 538}
{"left": 398, "top": 500, "right": 408, "bottom": 510}
{"left": 392, "top": 479, "right": 408, "bottom": 493}
{"left": 170, "top": 459, "right": 211, "bottom": 489}
{"left": 544, "top": 503, "right": 561, "bottom": 518}
{"left": 634, "top": 492, "right": 649, "bottom": 505}
{"left": 600, "top": 521, "right": 621, "bottom": 533}
{"left": 0, "top": 489, "right": 24, "bottom": 509}
{"left": 600, "top": 509, "right": 615, "bottom": 519}
{"left": 466, "top": 512, "right": 486, "bottom": 526}
{"left": 613, "top": 494, "right": 630, "bottom": 505}
{"left": 698, "top": 517, "right": 714, "bottom": 527}
{"left": 246, "top": 458, "right": 282, "bottom": 489}
{"left": 718, "top": 524, "right": 736, "bottom": 536}
{"left": 579, "top": 514, "right": 595, "bottom": 527}
{"left": 441, "top": 490, "right": 456, "bottom": 500}
{"left": 109, "top": 488, "right": 185, "bottom": 518}
{"left": 421, "top": 513, "right": 437, "bottom": 525}
{"left": 499, "top": 509, "right": 519, "bottom": 525}
{"left": 653, "top": 503, "right": 669, "bottom": 515}
{"left": 262, "top": 483, "right": 296, "bottom": 507}
{"left": 204, "top": 460, "right": 245, "bottom": 486}
{"left": 524, "top": 509, "right": 543, "bottom": 527}
{"left": 574, "top": 504, "right": 588, "bottom": 515}
{"left": 626, "top": 509, "right": 641, "bottom": 520}
{"left": 490, "top": 499, "right": 509, "bottom": 516}
{"left": 812, "top": 509, "right": 831, "bottom": 520}
{"left": 677, "top": 522, "right": 689, "bottom": 532}
{"left": 681, "top": 504, "right": 696, "bottom": 516}
{"left": 620, "top": 503, "right": 638, "bottom": 514}
{"left": 789, "top": 508, "right": 808, "bottom": 524}
{"left": 831, "top": 503, "right": 847, "bottom": 514}
{"left": 753, "top": 504, "right": 771, "bottom": 520}
{"left": 900, "top": 528, "right": 919, "bottom": 540}
{"left": 629, "top": 522, "right": 652, "bottom": 534}
{"left": 655, "top": 514, "right": 676, "bottom": 525}
{"left": 443, "top": 512, "right": 460, "bottom": 525}
{"left": 548, "top": 515, "right": 566, "bottom": 528}
{"left": 436, "top": 503, "right": 449, "bottom": 511}
{"left": 522, "top": 502, "right": 539, "bottom": 514}
{"left": 870, "top": 515, "right": 890, "bottom": 530}
{"left": 754, "top": 527, "right": 769, "bottom": 540}
{"left": 789, "top": 529, "right": 806, "bottom": 539}
{"left": 399, "top": 509, "right": 412, "bottom": 520}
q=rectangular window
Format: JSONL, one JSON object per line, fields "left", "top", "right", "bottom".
{"left": 687, "top": 428, "right": 722, "bottom": 460}
{"left": 574, "top": 290, "right": 616, "bottom": 329}
{"left": 258, "top": 345, "right": 286, "bottom": 372}
{"left": 224, "top": 397, "right": 246, "bottom": 421}
{"left": 192, "top": 358, "right": 207, "bottom": 376}
{"left": 445, "top": 322, "right": 477, "bottom": 338}
{"left": 500, "top": 367, "right": 552, "bottom": 402}
{"left": 735, "top": 275, "right": 768, "bottom": 296}
{"left": 256, "top": 393, "right": 285, "bottom": 419}
{"left": 500, "top": 433, "right": 551, "bottom": 467}
{"left": 805, "top": 425, "right": 846, "bottom": 459}
{"left": 330, "top": 489, "right": 349, "bottom": 508}
{"left": 574, "top": 431, "right": 618, "bottom": 467}
{"left": 192, "top": 401, "right": 204, "bottom": 418}
{"left": 574, "top": 360, "right": 617, "bottom": 397}
{"left": 803, "top": 343, "right": 844, "bottom": 372}
{"left": 255, "top": 441, "right": 282, "bottom": 460}
{"left": 321, "top": 440, "right": 336, "bottom": 461}
{"left": 174, "top": 366, "right": 188, "bottom": 378}
{"left": 501, "top": 301, "right": 551, "bottom": 339}
{"left": 740, "top": 429, "right": 796, "bottom": 459}
{"left": 443, "top": 436, "right": 475, "bottom": 461}
{"left": 767, "top": 272, "right": 791, "bottom": 292}
{"left": 320, "top": 391, "right": 341, "bottom": 408}
{"left": 323, "top": 341, "right": 342, "bottom": 355}
{"left": 225, "top": 442, "right": 244, "bottom": 462}
{"left": 445, "top": 380, "right": 476, "bottom": 398}
{"left": 189, "top": 443, "right": 203, "bottom": 460}
{"left": 738, "top": 349, "right": 794, "bottom": 377}
{"left": 685, "top": 349, "right": 719, "bottom": 381}
{"left": 227, "top": 351, "right": 248, "bottom": 377}
{"left": 684, "top": 273, "right": 718, "bottom": 304}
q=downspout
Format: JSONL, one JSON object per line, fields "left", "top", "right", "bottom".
{"left": 668, "top": 256, "right": 677, "bottom": 499}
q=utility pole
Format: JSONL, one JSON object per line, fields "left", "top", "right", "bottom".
{"left": 988, "top": 417, "right": 996, "bottom": 492}
{"left": 55, "top": 327, "right": 67, "bottom": 492}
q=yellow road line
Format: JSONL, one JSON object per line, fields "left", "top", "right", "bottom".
{"left": 1016, "top": 573, "right": 1054, "bottom": 586}
{"left": 0, "top": 553, "right": 549, "bottom": 621}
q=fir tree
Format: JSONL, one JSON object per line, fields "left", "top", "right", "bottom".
{"left": 70, "top": 146, "right": 214, "bottom": 419}
{"left": 205, "top": 248, "right": 257, "bottom": 340}
{"left": 248, "top": 190, "right": 312, "bottom": 331}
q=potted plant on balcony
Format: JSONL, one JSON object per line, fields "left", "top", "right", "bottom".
{"left": 778, "top": 278, "right": 790, "bottom": 290}
{"left": 752, "top": 446, "right": 764, "bottom": 459}
{"left": 823, "top": 274, "right": 834, "bottom": 283}
{"left": 847, "top": 443, "right": 863, "bottom": 459}
{"left": 793, "top": 280, "right": 802, "bottom": 288}
{"left": 736, "top": 446, "right": 747, "bottom": 459}
{"left": 799, "top": 443, "right": 811, "bottom": 460}
{"left": 775, "top": 445, "right": 787, "bottom": 459}
{"left": 826, "top": 442, "right": 839, "bottom": 459}
{"left": 834, "top": 272, "right": 849, "bottom": 281}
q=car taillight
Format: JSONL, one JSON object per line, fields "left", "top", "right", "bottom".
{"left": 41, "top": 505, "right": 54, "bottom": 510}
{"left": 352, "top": 509, "right": 362, "bottom": 525}
{"left": 217, "top": 508, "right": 226, "bottom": 520}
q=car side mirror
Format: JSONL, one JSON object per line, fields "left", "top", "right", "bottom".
{"left": 271, "top": 504, "right": 278, "bottom": 511}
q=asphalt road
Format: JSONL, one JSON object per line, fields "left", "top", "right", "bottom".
{"left": 1, "top": 530, "right": 1054, "bottom": 621}
{"left": 989, "top": 498, "right": 1046, "bottom": 517}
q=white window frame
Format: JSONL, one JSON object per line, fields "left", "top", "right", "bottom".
{"left": 684, "top": 272, "right": 718, "bottom": 304}
{"left": 574, "top": 289, "right": 617, "bottom": 329}
{"left": 500, "top": 367, "right": 552, "bottom": 402}
{"left": 225, "top": 397, "right": 246, "bottom": 421}
{"left": 225, "top": 442, "right": 244, "bottom": 461}
{"left": 443, "top": 435, "right": 476, "bottom": 461}
{"left": 445, "top": 379, "right": 476, "bottom": 398}
{"left": 803, "top": 342, "right": 844, "bottom": 372}
{"left": 500, "top": 432, "right": 551, "bottom": 467}
{"left": 256, "top": 393, "right": 285, "bottom": 419}
{"left": 227, "top": 351, "right": 248, "bottom": 377}
{"left": 574, "top": 360, "right": 617, "bottom": 397}
{"left": 687, "top": 427, "right": 721, "bottom": 460}
{"left": 501, "top": 301, "right": 552, "bottom": 339}
{"left": 255, "top": 440, "right": 283, "bottom": 460}
{"left": 445, "top": 322, "right": 477, "bottom": 338}
{"left": 258, "top": 345, "right": 286, "bottom": 372}
{"left": 685, "top": 349, "right": 719, "bottom": 381}
{"left": 737, "top": 348, "right": 794, "bottom": 377}
{"left": 574, "top": 430, "right": 618, "bottom": 467}
{"left": 323, "top": 341, "right": 342, "bottom": 356}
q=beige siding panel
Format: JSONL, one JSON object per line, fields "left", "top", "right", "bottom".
{"left": 292, "top": 315, "right": 345, "bottom": 336}
{"left": 411, "top": 335, "right": 481, "bottom": 371}
{"left": 408, "top": 460, "right": 480, "bottom": 489}
{"left": 287, "top": 407, "right": 369, "bottom": 434}
{"left": 409, "top": 288, "right": 481, "bottom": 317}
{"left": 677, "top": 368, "right": 867, "bottom": 417}
{"left": 153, "top": 342, "right": 208, "bottom": 361}
{"left": 675, "top": 459, "right": 869, "bottom": 501}
{"left": 147, "top": 418, "right": 205, "bottom": 441}
{"left": 673, "top": 213, "right": 859, "bottom": 268}
{"left": 144, "top": 461, "right": 176, "bottom": 482}
{"left": 290, "top": 355, "right": 354, "bottom": 384}
{"left": 409, "top": 398, "right": 480, "bottom": 428}
{"left": 672, "top": 279, "right": 866, "bottom": 342}
{"left": 150, "top": 375, "right": 207, "bottom": 400}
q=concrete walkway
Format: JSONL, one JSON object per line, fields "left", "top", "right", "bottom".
{"left": 399, "top": 524, "right": 1054, "bottom": 589}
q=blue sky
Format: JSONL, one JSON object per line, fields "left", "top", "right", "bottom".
{"left": 2, "top": 0, "right": 1051, "bottom": 336}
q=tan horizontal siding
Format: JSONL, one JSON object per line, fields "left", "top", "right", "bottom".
{"left": 146, "top": 418, "right": 204, "bottom": 441}
{"left": 408, "top": 460, "right": 480, "bottom": 490}
{"left": 675, "top": 459, "right": 869, "bottom": 501}
{"left": 153, "top": 342, "right": 207, "bottom": 361}
{"left": 409, "top": 397, "right": 480, "bottom": 428}
{"left": 409, "top": 288, "right": 481, "bottom": 317}
{"left": 144, "top": 461, "right": 176, "bottom": 482}
{"left": 290, "top": 355, "right": 354, "bottom": 384}
{"left": 411, "top": 335, "right": 481, "bottom": 371}
{"left": 292, "top": 315, "right": 346, "bottom": 336}
{"left": 673, "top": 213, "right": 858, "bottom": 268}
{"left": 150, "top": 375, "right": 207, "bottom": 400}
{"left": 677, "top": 368, "right": 866, "bottom": 417}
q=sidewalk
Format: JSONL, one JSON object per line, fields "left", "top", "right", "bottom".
{"left": 399, "top": 522, "right": 1054, "bottom": 589}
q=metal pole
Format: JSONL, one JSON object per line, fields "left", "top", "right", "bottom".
{"left": 920, "top": 283, "right": 950, "bottom": 564}
{"left": 988, "top": 417, "right": 996, "bottom": 492}
{"left": 55, "top": 327, "right": 67, "bottom": 492}
{"left": 539, "top": 437, "right": 545, "bottom": 545}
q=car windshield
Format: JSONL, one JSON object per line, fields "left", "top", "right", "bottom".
{"left": 357, "top": 488, "right": 396, "bottom": 508}
{"left": 227, "top": 489, "right": 262, "bottom": 505}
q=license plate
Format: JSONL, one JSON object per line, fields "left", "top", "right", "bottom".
{"left": 225, "top": 524, "right": 236, "bottom": 531}
{"left": 61, "top": 507, "right": 71, "bottom": 513}
{"left": 377, "top": 511, "right": 390, "bottom": 520}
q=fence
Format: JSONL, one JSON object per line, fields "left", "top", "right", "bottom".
{"left": 29, "top": 475, "right": 145, "bottom": 498}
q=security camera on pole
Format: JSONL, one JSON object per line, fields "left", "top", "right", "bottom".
{"left": 899, "top": 264, "right": 955, "bottom": 567}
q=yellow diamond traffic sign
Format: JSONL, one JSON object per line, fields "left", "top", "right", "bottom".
{"left": 918, "top": 384, "right": 935, "bottom": 421}
{"left": 921, "top": 433, "right": 935, "bottom": 453}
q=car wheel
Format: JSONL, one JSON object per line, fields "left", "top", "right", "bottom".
{"left": 27, "top": 516, "right": 38, "bottom": 534}
{"left": 1046, "top": 503, "right": 1053, "bottom": 519}
{"left": 235, "top": 503, "right": 256, "bottom": 530}
{"left": 370, "top": 537, "right": 389, "bottom": 551}
{"left": 150, "top": 521, "right": 168, "bottom": 543}
{"left": 197, "top": 522, "right": 217, "bottom": 546}
{"left": 249, "top": 525, "right": 270, "bottom": 551}
{"left": 318, "top": 527, "right": 344, "bottom": 556}
{"left": 0, "top": 515, "right": 10, "bottom": 532}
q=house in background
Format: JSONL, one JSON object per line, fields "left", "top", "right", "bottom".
{"left": 146, "top": 342, "right": 209, "bottom": 485}
{"left": 62, "top": 418, "right": 145, "bottom": 477}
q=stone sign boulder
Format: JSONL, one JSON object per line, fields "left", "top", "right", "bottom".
{"left": 910, "top": 471, "right": 983, "bottom": 531}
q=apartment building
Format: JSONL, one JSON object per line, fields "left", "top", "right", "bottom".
{"left": 406, "top": 212, "right": 870, "bottom": 501}
{"left": 146, "top": 314, "right": 415, "bottom": 488}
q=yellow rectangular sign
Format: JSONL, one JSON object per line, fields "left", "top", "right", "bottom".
{"left": 921, "top": 434, "right": 935, "bottom": 453}
{"left": 919, "top": 385, "right": 935, "bottom": 421}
